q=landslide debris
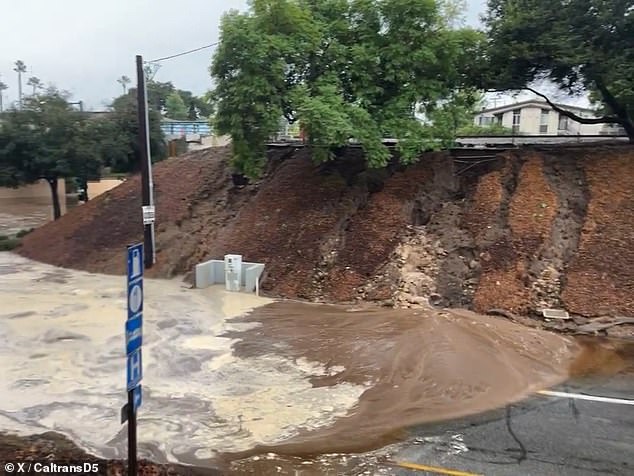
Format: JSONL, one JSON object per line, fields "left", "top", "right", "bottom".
{"left": 18, "top": 144, "right": 634, "bottom": 318}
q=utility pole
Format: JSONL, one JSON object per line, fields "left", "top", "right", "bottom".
{"left": 136, "top": 55, "right": 156, "bottom": 269}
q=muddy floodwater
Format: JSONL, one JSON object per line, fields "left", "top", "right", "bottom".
{"left": 0, "top": 252, "right": 604, "bottom": 471}
{"left": 0, "top": 253, "right": 364, "bottom": 465}
{"left": 0, "top": 197, "right": 63, "bottom": 235}
{"left": 224, "top": 302, "right": 576, "bottom": 459}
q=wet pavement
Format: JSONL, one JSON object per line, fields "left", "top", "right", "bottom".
{"left": 391, "top": 370, "right": 634, "bottom": 475}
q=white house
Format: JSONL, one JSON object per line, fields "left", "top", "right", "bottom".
{"left": 473, "top": 99, "right": 621, "bottom": 136}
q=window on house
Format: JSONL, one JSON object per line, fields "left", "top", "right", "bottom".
{"left": 540, "top": 109, "right": 549, "bottom": 134}
{"left": 479, "top": 116, "right": 494, "bottom": 126}
{"left": 512, "top": 109, "right": 521, "bottom": 133}
{"left": 558, "top": 114, "right": 569, "bottom": 131}
{"left": 494, "top": 113, "right": 503, "bottom": 125}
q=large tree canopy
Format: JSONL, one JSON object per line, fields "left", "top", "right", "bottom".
{"left": 101, "top": 91, "right": 167, "bottom": 173}
{"left": 211, "top": 0, "right": 483, "bottom": 176}
{"left": 484, "top": 0, "right": 634, "bottom": 141}
{"left": 0, "top": 90, "right": 101, "bottom": 219}
{"left": 145, "top": 80, "right": 212, "bottom": 120}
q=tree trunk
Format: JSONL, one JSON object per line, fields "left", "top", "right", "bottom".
{"left": 47, "top": 177, "right": 62, "bottom": 220}
{"left": 80, "top": 178, "right": 89, "bottom": 202}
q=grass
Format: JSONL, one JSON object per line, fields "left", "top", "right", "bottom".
{"left": 0, "top": 238, "right": 20, "bottom": 251}
{"left": 16, "top": 228, "right": 34, "bottom": 238}
{"left": 0, "top": 228, "right": 33, "bottom": 251}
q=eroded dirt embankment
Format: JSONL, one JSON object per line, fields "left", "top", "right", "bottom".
{"left": 17, "top": 144, "right": 634, "bottom": 317}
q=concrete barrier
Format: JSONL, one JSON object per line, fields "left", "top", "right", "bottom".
{"left": 195, "top": 259, "right": 265, "bottom": 294}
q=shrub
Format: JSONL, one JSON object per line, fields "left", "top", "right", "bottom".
{"left": 16, "top": 228, "right": 34, "bottom": 238}
{"left": 0, "top": 238, "right": 20, "bottom": 251}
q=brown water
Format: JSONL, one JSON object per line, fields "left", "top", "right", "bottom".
{"left": 571, "top": 336, "right": 634, "bottom": 377}
{"left": 224, "top": 306, "right": 634, "bottom": 475}
{"left": 2, "top": 254, "right": 633, "bottom": 475}
{"left": 0, "top": 179, "right": 120, "bottom": 236}
{"left": 222, "top": 302, "right": 576, "bottom": 462}
{"left": 0, "top": 197, "right": 66, "bottom": 235}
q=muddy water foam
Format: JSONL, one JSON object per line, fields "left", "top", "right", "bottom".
{"left": 0, "top": 254, "right": 367, "bottom": 464}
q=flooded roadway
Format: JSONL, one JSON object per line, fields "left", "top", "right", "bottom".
{"left": 0, "top": 252, "right": 632, "bottom": 474}
{"left": 0, "top": 253, "right": 365, "bottom": 465}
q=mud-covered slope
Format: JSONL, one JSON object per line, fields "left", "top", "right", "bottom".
{"left": 18, "top": 144, "right": 634, "bottom": 317}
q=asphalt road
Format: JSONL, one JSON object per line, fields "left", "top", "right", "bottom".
{"left": 390, "top": 372, "right": 634, "bottom": 476}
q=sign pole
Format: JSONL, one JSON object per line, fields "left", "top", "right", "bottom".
{"left": 127, "top": 390, "right": 137, "bottom": 476}
{"left": 123, "top": 243, "right": 144, "bottom": 476}
{"left": 136, "top": 55, "right": 155, "bottom": 269}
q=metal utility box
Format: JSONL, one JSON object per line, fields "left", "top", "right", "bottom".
{"left": 224, "top": 254, "right": 242, "bottom": 292}
{"left": 194, "top": 256, "right": 265, "bottom": 294}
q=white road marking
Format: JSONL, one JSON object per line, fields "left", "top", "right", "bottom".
{"left": 538, "top": 390, "right": 634, "bottom": 405}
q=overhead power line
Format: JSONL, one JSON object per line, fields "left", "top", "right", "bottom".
{"left": 146, "top": 42, "right": 219, "bottom": 64}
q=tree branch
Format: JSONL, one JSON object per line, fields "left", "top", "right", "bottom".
{"left": 524, "top": 87, "right": 624, "bottom": 125}
{"left": 593, "top": 78, "right": 634, "bottom": 137}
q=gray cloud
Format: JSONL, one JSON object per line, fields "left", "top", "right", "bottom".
{"left": 0, "top": 0, "right": 485, "bottom": 111}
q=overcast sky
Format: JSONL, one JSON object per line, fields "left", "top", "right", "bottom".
{"left": 0, "top": 1, "right": 486, "bottom": 111}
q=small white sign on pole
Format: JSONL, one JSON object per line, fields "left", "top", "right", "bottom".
{"left": 142, "top": 206, "right": 155, "bottom": 225}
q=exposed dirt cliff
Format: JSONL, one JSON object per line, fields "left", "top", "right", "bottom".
{"left": 17, "top": 144, "right": 634, "bottom": 318}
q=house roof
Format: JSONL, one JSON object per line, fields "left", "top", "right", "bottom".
{"left": 477, "top": 99, "right": 597, "bottom": 116}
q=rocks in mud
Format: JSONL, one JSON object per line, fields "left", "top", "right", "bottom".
{"left": 391, "top": 227, "right": 442, "bottom": 309}
{"left": 531, "top": 265, "right": 563, "bottom": 309}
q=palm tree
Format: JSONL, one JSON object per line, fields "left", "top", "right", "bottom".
{"left": 13, "top": 60, "right": 27, "bottom": 109}
{"left": 0, "top": 80, "right": 7, "bottom": 112}
{"left": 27, "top": 76, "right": 42, "bottom": 95}
{"left": 117, "top": 75, "right": 131, "bottom": 94}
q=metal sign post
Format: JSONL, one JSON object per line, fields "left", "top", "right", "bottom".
{"left": 122, "top": 243, "right": 144, "bottom": 475}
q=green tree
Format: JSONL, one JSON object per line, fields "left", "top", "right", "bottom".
{"left": 176, "top": 89, "right": 213, "bottom": 119}
{"left": 145, "top": 81, "right": 212, "bottom": 119}
{"left": 427, "top": 90, "right": 482, "bottom": 147}
{"left": 165, "top": 91, "right": 189, "bottom": 120}
{"left": 117, "top": 75, "right": 131, "bottom": 94}
{"left": 211, "top": 0, "right": 483, "bottom": 177}
{"left": 27, "top": 76, "right": 42, "bottom": 95}
{"left": 427, "top": 91, "right": 514, "bottom": 143}
{"left": 147, "top": 80, "right": 175, "bottom": 112}
{"left": 0, "top": 81, "right": 8, "bottom": 112}
{"left": 484, "top": 0, "right": 634, "bottom": 141}
{"left": 0, "top": 90, "right": 101, "bottom": 219}
{"left": 14, "top": 60, "right": 27, "bottom": 110}
{"left": 100, "top": 90, "right": 167, "bottom": 173}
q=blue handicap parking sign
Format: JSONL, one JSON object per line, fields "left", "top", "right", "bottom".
{"left": 127, "top": 244, "right": 143, "bottom": 281}
{"left": 126, "top": 349, "right": 143, "bottom": 391}
{"left": 127, "top": 243, "right": 144, "bottom": 320}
